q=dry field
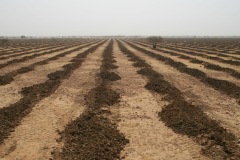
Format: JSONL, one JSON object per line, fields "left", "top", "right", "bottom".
{"left": 0, "top": 38, "right": 239, "bottom": 160}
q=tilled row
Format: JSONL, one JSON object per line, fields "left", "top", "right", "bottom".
{"left": 182, "top": 43, "right": 240, "bottom": 55}
{"left": 0, "top": 39, "right": 82, "bottom": 51}
{"left": 0, "top": 41, "right": 65, "bottom": 57}
{"left": 117, "top": 39, "right": 240, "bottom": 159}
{"left": 162, "top": 44, "right": 240, "bottom": 66}
{"left": 0, "top": 41, "right": 89, "bottom": 70}
{"left": 164, "top": 43, "right": 240, "bottom": 61}
{"left": 0, "top": 47, "right": 35, "bottom": 57}
{"left": 0, "top": 40, "right": 100, "bottom": 85}
{"left": 125, "top": 40, "right": 240, "bottom": 104}
{"left": 134, "top": 41, "right": 240, "bottom": 79}
{"left": 0, "top": 42, "right": 79, "bottom": 61}
{"left": 0, "top": 45, "right": 45, "bottom": 57}
{"left": 54, "top": 39, "right": 129, "bottom": 160}
{"left": 162, "top": 39, "right": 240, "bottom": 55}
{"left": 0, "top": 41, "right": 105, "bottom": 144}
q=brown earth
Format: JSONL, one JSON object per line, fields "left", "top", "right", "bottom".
{"left": 112, "top": 41, "right": 207, "bottom": 160}
{"left": 0, "top": 42, "right": 99, "bottom": 109}
{"left": 121, "top": 41, "right": 240, "bottom": 138}
{"left": 0, "top": 38, "right": 239, "bottom": 160}
{"left": 0, "top": 41, "right": 106, "bottom": 159}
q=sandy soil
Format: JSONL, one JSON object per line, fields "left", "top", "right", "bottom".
{"left": 0, "top": 46, "right": 59, "bottom": 63}
{"left": 0, "top": 39, "right": 239, "bottom": 159}
{"left": 0, "top": 44, "right": 83, "bottom": 75}
{"left": 123, "top": 41, "right": 240, "bottom": 138}
{"left": 0, "top": 42, "right": 98, "bottom": 109}
{"left": 162, "top": 47, "right": 240, "bottom": 71}
{"left": 132, "top": 43, "right": 240, "bottom": 85}
{"left": 0, "top": 42, "right": 107, "bottom": 160}
{"left": 165, "top": 44, "right": 240, "bottom": 60}
{"left": 111, "top": 41, "right": 208, "bottom": 160}
{"left": 0, "top": 46, "right": 57, "bottom": 64}
{"left": 0, "top": 48, "right": 34, "bottom": 58}
{"left": 167, "top": 44, "right": 240, "bottom": 59}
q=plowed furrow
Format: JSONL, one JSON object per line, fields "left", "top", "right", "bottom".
{"left": 165, "top": 43, "right": 240, "bottom": 61}
{"left": 0, "top": 43, "right": 60, "bottom": 57}
{"left": 132, "top": 41, "right": 240, "bottom": 86}
{"left": 0, "top": 41, "right": 101, "bottom": 109}
{"left": 122, "top": 40, "right": 240, "bottom": 137}
{"left": 0, "top": 41, "right": 86, "bottom": 63}
{"left": 54, "top": 39, "right": 129, "bottom": 160}
{"left": 0, "top": 46, "right": 59, "bottom": 64}
{"left": 0, "top": 44, "right": 58, "bottom": 59}
{"left": 134, "top": 41, "right": 240, "bottom": 73}
{"left": 183, "top": 44, "right": 240, "bottom": 57}
{"left": 0, "top": 41, "right": 105, "bottom": 145}
{"left": 0, "top": 42, "right": 96, "bottom": 75}
{"left": 113, "top": 40, "right": 207, "bottom": 160}
{"left": 0, "top": 40, "right": 92, "bottom": 59}
{"left": 0, "top": 43, "right": 72, "bottom": 61}
{"left": 164, "top": 40, "right": 240, "bottom": 55}
{"left": 0, "top": 41, "right": 99, "bottom": 85}
{"left": 0, "top": 47, "right": 35, "bottom": 57}
{"left": 0, "top": 42, "right": 87, "bottom": 70}
{"left": 161, "top": 45, "right": 240, "bottom": 66}
{"left": 124, "top": 40, "right": 240, "bottom": 104}
{"left": 118, "top": 40, "right": 240, "bottom": 160}
{"left": 0, "top": 41, "right": 106, "bottom": 160}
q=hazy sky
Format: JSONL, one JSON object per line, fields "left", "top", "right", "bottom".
{"left": 1, "top": 0, "right": 240, "bottom": 36}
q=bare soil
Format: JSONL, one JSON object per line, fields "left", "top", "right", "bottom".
{"left": 0, "top": 38, "right": 239, "bottom": 160}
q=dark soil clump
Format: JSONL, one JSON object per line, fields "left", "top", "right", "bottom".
{"left": 126, "top": 40, "right": 240, "bottom": 102}
{"left": 117, "top": 39, "right": 240, "bottom": 160}
{"left": 0, "top": 41, "right": 105, "bottom": 144}
{"left": 0, "top": 41, "right": 99, "bottom": 86}
{"left": 58, "top": 114, "right": 128, "bottom": 160}
{"left": 56, "top": 39, "right": 128, "bottom": 160}
{"left": 100, "top": 71, "right": 121, "bottom": 82}
{"left": 0, "top": 75, "right": 14, "bottom": 85}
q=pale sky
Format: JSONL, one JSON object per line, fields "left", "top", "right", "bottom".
{"left": 1, "top": 0, "right": 240, "bottom": 36}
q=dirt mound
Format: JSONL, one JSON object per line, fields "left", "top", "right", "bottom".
{"left": 117, "top": 40, "right": 240, "bottom": 160}
{"left": 0, "top": 75, "right": 13, "bottom": 85}
{"left": 204, "top": 78, "right": 240, "bottom": 103}
{"left": 56, "top": 40, "right": 129, "bottom": 160}
{"left": 0, "top": 42, "right": 100, "bottom": 86}
{"left": 99, "top": 71, "right": 121, "bottom": 82}
{"left": 179, "top": 67, "right": 206, "bottom": 78}
{"left": 160, "top": 100, "right": 240, "bottom": 159}
{"left": 85, "top": 85, "right": 120, "bottom": 107}
{"left": 57, "top": 109, "right": 128, "bottom": 160}
{"left": 127, "top": 40, "right": 240, "bottom": 102}
{"left": 137, "top": 68, "right": 163, "bottom": 79}
{"left": 58, "top": 81, "right": 128, "bottom": 160}
{"left": 190, "top": 58, "right": 204, "bottom": 64}
{"left": 58, "top": 82, "right": 127, "bottom": 160}
{"left": 102, "top": 62, "right": 118, "bottom": 70}
{"left": 0, "top": 41, "right": 105, "bottom": 144}
{"left": 0, "top": 80, "right": 58, "bottom": 144}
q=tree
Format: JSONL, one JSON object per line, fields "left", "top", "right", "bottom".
{"left": 147, "top": 36, "right": 163, "bottom": 49}
{"left": 21, "top": 35, "right": 27, "bottom": 39}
